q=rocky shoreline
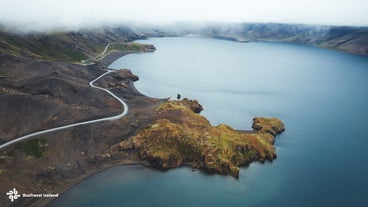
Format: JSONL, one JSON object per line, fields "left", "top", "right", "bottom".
{"left": 0, "top": 52, "right": 158, "bottom": 207}
{"left": 0, "top": 48, "right": 284, "bottom": 207}
{"left": 97, "top": 43, "right": 156, "bottom": 68}
{"left": 112, "top": 100, "right": 284, "bottom": 178}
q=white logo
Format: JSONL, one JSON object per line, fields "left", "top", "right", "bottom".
{"left": 6, "top": 188, "right": 20, "bottom": 202}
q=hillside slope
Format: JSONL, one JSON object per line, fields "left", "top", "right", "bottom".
{"left": 167, "top": 23, "right": 368, "bottom": 56}
{"left": 0, "top": 25, "right": 161, "bottom": 63}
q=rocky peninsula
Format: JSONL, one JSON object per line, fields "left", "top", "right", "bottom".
{"left": 0, "top": 27, "right": 285, "bottom": 207}
{"left": 0, "top": 54, "right": 285, "bottom": 206}
{"left": 113, "top": 100, "right": 284, "bottom": 178}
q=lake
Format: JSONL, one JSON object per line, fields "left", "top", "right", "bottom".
{"left": 50, "top": 38, "right": 368, "bottom": 207}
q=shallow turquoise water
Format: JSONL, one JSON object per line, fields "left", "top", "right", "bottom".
{"left": 50, "top": 38, "right": 368, "bottom": 207}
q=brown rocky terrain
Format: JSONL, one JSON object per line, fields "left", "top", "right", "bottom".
{"left": 112, "top": 100, "right": 284, "bottom": 178}
{"left": 0, "top": 26, "right": 157, "bottom": 62}
{"left": 0, "top": 55, "right": 164, "bottom": 206}
{"left": 0, "top": 55, "right": 121, "bottom": 142}
{"left": 0, "top": 26, "right": 286, "bottom": 207}
{"left": 0, "top": 27, "right": 164, "bottom": 206}
{"left": 0, "top": 53, "right": 285, "bottom": 206}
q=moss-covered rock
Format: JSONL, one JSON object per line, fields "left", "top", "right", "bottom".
{"left": 180, "top": 98, "right": 203, "bottom": 113}
{"left": 114, "top": 100, "right": 285, "bottom": 178}
{"left": 252, "top": 117, "right": 285, "bottom": 136}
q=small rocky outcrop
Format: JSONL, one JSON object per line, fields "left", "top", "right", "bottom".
{"left": 96, "top": 69, "right": 139, "bottom": 89}
{"left": 176, "top": 98, "right": 203, "bottom": 113}
{"left": 113, "top": 100, "right": 285, "bottom": 178}
{"left": 252, "top": 117, "right": 285, "bottom": 136}
{"left": 142, "top": 44, "right": 156, "bottom": 52}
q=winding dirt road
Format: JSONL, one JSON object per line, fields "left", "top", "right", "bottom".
{"left": 0, "top": 69, "right": 128, "bottom": 150}
{"left": 81, "top": 43, "right": 113, "bottom": 65}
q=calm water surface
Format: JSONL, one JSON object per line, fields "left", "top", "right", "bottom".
{"left": 50, "top": 38, "right": 368, "bottom": 207}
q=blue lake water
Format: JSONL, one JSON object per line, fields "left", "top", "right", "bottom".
{"left": 50, "top": 38, "right": 368, "bottom": 207}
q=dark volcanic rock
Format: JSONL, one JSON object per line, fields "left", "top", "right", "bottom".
{"left": 0, "top": 27, "right": 167, "bottom": 207}
{"left": 0, "top": 55, "right": 123, "bottom": 141}
{"left": 0, "top": 54, "right": 161, "bottom": 207}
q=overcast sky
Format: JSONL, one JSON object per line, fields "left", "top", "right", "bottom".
{"left": 0, "top": 0, "right": 367, "bottom": 31}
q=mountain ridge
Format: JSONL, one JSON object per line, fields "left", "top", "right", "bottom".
{"left": 1, "top": 23, "right": 367, "bottom": 62}
{"left": 171, "top": 23, "right": 368, "bottom": 56}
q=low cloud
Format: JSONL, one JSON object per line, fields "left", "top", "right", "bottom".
{"left": 0, "top": 0, "right": 367, "bottom": 32}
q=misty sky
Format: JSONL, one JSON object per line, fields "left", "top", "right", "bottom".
{"left": 0, "top": 0, "right": 367, "bottom": 30}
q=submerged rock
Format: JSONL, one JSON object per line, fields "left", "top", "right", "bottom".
{"left": 113, "top": 100, "right": 285, "bottom": 178}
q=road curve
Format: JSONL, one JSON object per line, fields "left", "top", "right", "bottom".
{"left": 81, "top": 43, "right": 113, "bottom": 65}
{"left": 0, "top": 70, "right": 128, "bottom": 150}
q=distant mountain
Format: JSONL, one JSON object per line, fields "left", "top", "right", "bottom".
{"left": 195, "top": 23, "right": 368, "bottom": 56}
{"left": 1, "top": 23, "right": 367, "bottom": 61}
{"left": 0, "top": 25, "right": 164, "bottom": 62}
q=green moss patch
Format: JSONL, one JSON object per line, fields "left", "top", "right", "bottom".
{"left": 114, "top": 100, "right": 285, "bottom": 178}
{"left": 8, "top": 138, "right": 47, "bottom": 159}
